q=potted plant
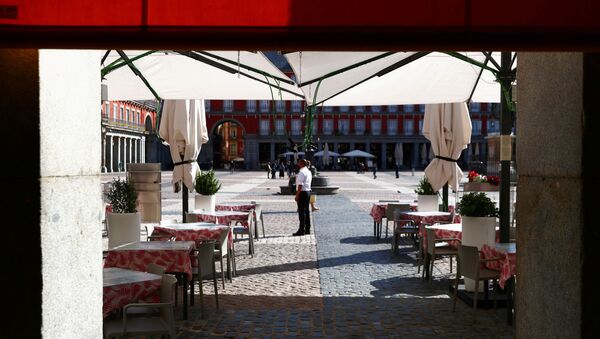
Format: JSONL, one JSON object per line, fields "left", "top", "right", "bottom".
{"left": 456, "top": 192, "right": 499, "bottom": 291}
{"left": 105, "top": 178, "right": 140, "bottom": 248}
{"left": 456, "top": 192, "right": 499, "bottom": 248}
{"left": 414, "top": 176, "right": 439, "bottom": 211}
{"left": 194, "top": 170, "right": 222, "bottom": 212}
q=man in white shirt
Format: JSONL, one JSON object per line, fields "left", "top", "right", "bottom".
{"left": 293, "top": 159, "right": 312, "bottom": 236}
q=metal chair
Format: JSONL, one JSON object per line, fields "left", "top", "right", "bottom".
{"left": 425, "top": 227, "right": 460, "bottom": 279}
{"left": 190, "top": 241, "right": 220, "bottom": 319}
{"left": 453, "top": 245, "right": 502, "bottom": 312}
{"left": 384, "top": 203, "right": 412, "bottom": 239}
{"left": 233, "top": 211, "right": 255, "bottom": 256}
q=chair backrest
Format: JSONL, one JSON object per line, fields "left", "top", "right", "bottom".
{"left": 386, "top": 203, "right": 411, "bottom": 220}
{"left": 216, "top": 226, "right": 230, "bottom": 255}
{"left": 159, "top": 274, "right": 177, "bottom": 319}
{"left": 253, "top": 203, "right": 262, "bottom": 219}
{"left": 458, "top": 245, "right": 480, "bottom": 280}
{"left": 147, "top": 263, "right": 166, "bottom": 276}
{"left": 196, "top": 242, "right": 216, "bottom": 278}
{"left": 425, "top": 227, "right": 436, "bottom": 255}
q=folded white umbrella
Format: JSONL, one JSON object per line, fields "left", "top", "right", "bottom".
{"left": 314, "top": 150, "right": 340, "bottom": 157}
{"left": 423, "top": 103, "right": 472, "bottom": 191}
{"left": 159, "top": 99, "right": 209, "bottom": 192}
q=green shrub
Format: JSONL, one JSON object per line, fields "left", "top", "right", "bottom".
{"left": 106, "top": 178, "right": 138, "bottom": 213}
{"left": 456, "top": 192, "right": 499, "bottom": 217}
{"left": 414, "top": 176, "right": 437, "bottom": 195}
{"left": 195, "top": 170, "right": 222, "bottom": 195}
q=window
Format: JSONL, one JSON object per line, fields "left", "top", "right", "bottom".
{"left": 403, "top": 118, "right": 414, "bottom": 135}
{"left": 104, "top": 102, "right": 110, "bottom": 116}
{"left": 338, "top": 119, "right": 350, "bottom": 135}
{"left": 291, "top": 119, "right": 302, "bottom": 135}
{"left": 471, "top": 102, "right": 481, "bottom": 112}
{"left": 119, "top": 106, "right": 124, "bottom": 121}
{"left": 388, "top": 105, "right": 398, "bottom": 113}
{"left": 260, "top": 100, "right": 270, "bottom": 112}
{"left": 472, "top": 119, "right": 482, "bottom": 135}
{"left": 126, "top": 108, "right": 130, "bottom": 122}
{"left": 292, "top": 100, "right": 302, "bottom": 112}
{"left": 230, "top": 142, "right": 238, "bottom": 156}
{"left": 387, "top": 119, "right": 397, "bottom": 135}
{"left": 355, "top": 106, "right": 365, "bottom": 113}
{"left": 230, "top": 127, "right": 237, "bottom": 139}
{"left": 246, "top": 100, "right": 256, "bottom": 113}
{"left": 404, "top": 105, "right": 414, "bottom": 112}
{"left": 371, "top": 119, "right": 381, "bottom": 136}
{"left": 371, "top": 105, "right": 381, "bottom": 113}
{"left": 355, "top": 119, "right": 365, "bottom": 135}
{"left": 276, "top": 119, "right": 285, "bottom": 135}
{"left": 419, "top": 119, "right": 424, "bottom": 134}
{"left": 323, "top": 106, "right": 333, "bottom": 113}
{"left": 323, "top": 119, "right": 333, "bottom": 135}
{"left": 487, "top": 119, "right": 499, "bottom": 133}
{"left": 113, "top": 104, "right": 118, "bottom": 119}
{"left": 312, "top": 122, "right": 318, "bottom": 135}
{"left": 224, "top": 100, "right": 234, "bottom": 112}
{"left": 276, "top": 101, "right": 285, "bottom": 113}
{"left": 205, "top": 100, "right": 211, "bottom": 112}
{"left": 340, "top": 106, "right": 349, "bottom": 113}
{"left": 259, "top": 119, "right": 270, "bottom": 136}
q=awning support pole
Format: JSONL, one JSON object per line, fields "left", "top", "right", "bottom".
{"left": 499, "top": 52, "right": 516, "bottom": 243}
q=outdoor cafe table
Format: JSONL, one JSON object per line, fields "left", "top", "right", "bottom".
{"left": 153, "top": 222, "right": 233, "bottom": 248}
{"left": 103, "top": 267, "right": 162, "bottom": 318}
{"left": 187, "top": 210, "right": 251, "bottom": 229}
{"left": 481, "top": 242, "right": 517, "bottom": 325}
{"left": 216, "top": 202, "right": 260, "bottom": 240}
{"left": 369, "top": 202, "right": 417, "bottom": 224}
{"left": 399, "top": 211, "right": 457, "bottom": 227}
{"left": 103, "top": 241, "right": 195, "bottom": 319}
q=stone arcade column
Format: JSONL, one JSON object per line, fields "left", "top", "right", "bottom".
{"left": 380, "top": 143, "right": 387, "bottom": 170}
{"left": 2, "top": 50, "right": 102, "bottom": 337}
{"left": 107, "top": 135, "right": 113, "bottom": 173}
{"left": 101, "top": 134, "right": 107, "bottom": 172}
{"left": 517, "top": 53, "right": 599, "bottom": 337}
{"left": 141, "top": 136, "right": 146, "bottom": 163}
{"left": 117, "top": 136, "right": 122, "bottom": 172}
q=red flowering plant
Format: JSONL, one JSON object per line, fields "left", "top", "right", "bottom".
{"left": 467, "top": 171, "right": 499, "bottom": 186}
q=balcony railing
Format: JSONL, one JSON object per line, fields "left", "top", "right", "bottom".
{"left": 103, "top": 118, "right": 146, "bottom": 131}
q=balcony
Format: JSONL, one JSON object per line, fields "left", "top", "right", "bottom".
{"left": 103, "top": 117, "right": 146, "bottom": 132}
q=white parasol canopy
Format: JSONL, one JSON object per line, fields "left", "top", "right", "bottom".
{"left": 341, "top": 150, "right": 376, "bottom": 158}
{"left": 394, "top": 143, "right": 403, "bottom": 167}
{"left": 103, "top": 50, "right": 304, "bottom": 100}
{"left": 423, "top": 103, "right": 472, "bottom": 192}
{"left": 159, "top": 99, "right": 209, "bottom": 192}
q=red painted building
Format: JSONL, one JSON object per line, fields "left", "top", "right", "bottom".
{"left": 199, "top": 99, "right": 496, "bottom": 171}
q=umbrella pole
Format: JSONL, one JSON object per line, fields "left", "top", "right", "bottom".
{"left": 182, "top": 184, "right": 189, "bottom": 223}
{"left": 442, "top": 184, "right": 449, "bottom": 212}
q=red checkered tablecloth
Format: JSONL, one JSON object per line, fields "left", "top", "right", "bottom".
{"left": 104, "top": 241, "right": 195, "bottom": 281}
{"left": 153, "top": 224, "right": 232, "bottom": 248}
{"left": 369, "top": 203, "right": 418, "bottom": 223}
{"left": 216, "top": 202, "right": 256, "bottom": 212}
{"left": 188, "top": 210, "right": 250, "bottom": 229}
{"left": 103, "top": 268, "right": 161, "bottom": 318}
{"left": 481, "top": 244, "right": 516, "bottom": 289}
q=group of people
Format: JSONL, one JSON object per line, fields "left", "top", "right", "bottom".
{"left": 266, "top": 160, "right": 293, "bottom": 179}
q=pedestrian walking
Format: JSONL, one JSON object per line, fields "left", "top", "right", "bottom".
{"left": 373, "top": 164, "right": 377, "bottom": 179}
{"left": 293, "top": 159, "right": 312, "bottom": 236}
{"left": 266, "top": 162, "right": 271, "bottom": 178}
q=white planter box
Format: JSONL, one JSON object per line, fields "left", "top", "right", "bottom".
{"left": 461, "top": 215, "right": 497, "bottom": 291}
{"left": 195, "top": 194, "right": 216, "bottom": 212}
{"left": 107, "top": 212, "right": 141, "bottom": 249}
{"left": 418, "top": 194, "right": 439, "bottom": 212}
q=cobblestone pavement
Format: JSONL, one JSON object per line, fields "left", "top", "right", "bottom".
{"left": 103, "top": 170, "right": 514, "bottom": 337}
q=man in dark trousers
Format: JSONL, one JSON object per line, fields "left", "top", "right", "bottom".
{"left": 293, "top": 159, "right": 312, "bottom": 236}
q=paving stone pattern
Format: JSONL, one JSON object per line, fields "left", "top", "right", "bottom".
{"left": 102, "top": 171, "right": 514, "bottom": 338}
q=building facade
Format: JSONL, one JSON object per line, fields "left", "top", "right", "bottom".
{"left": 199, "top": 99, "right": 499, "bottom": 171}
{"left": 101, "top": 100, "right": 158, "bottom": 172}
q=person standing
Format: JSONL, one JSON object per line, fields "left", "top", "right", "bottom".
{"left": 271, "top": 161, "right": 277, "bottom": 179}
{"left": 373, "top": 164, "right": 378, "bottom": 179}
{"left": 293, "top": 159, "right": 312, "bottom": 236}
{"left": 266, "top": 162, "right": 271, "bottom": 178}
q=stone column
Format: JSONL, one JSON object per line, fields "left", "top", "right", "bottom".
{"left": 270, "top": 142, "right": 275, "bottom": 162}
{"left": 517, "top": 53, "right": 589, "bottom": 337}
{"left": 412, "top": 143, "right": 419, "bottom": 169}
{"left": 123, "top": 137, "right": 128, "bottom": 171}
{"left": 133, "top": 138, "right": 138, "bottom": 164}
{"left": 107, "top": 135, "right": 113, "bottom": 173}
{"left": 2, "top": 50, "right": 102, "bottom": 337}
{"left": 117, "top": 136, "right": 122, "bottom": 172}
{"left": 101, "top": 134, "right": 106, "bottom": 172}
{"left": 141, "top": 136, "right": 146, "bottom": 163}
